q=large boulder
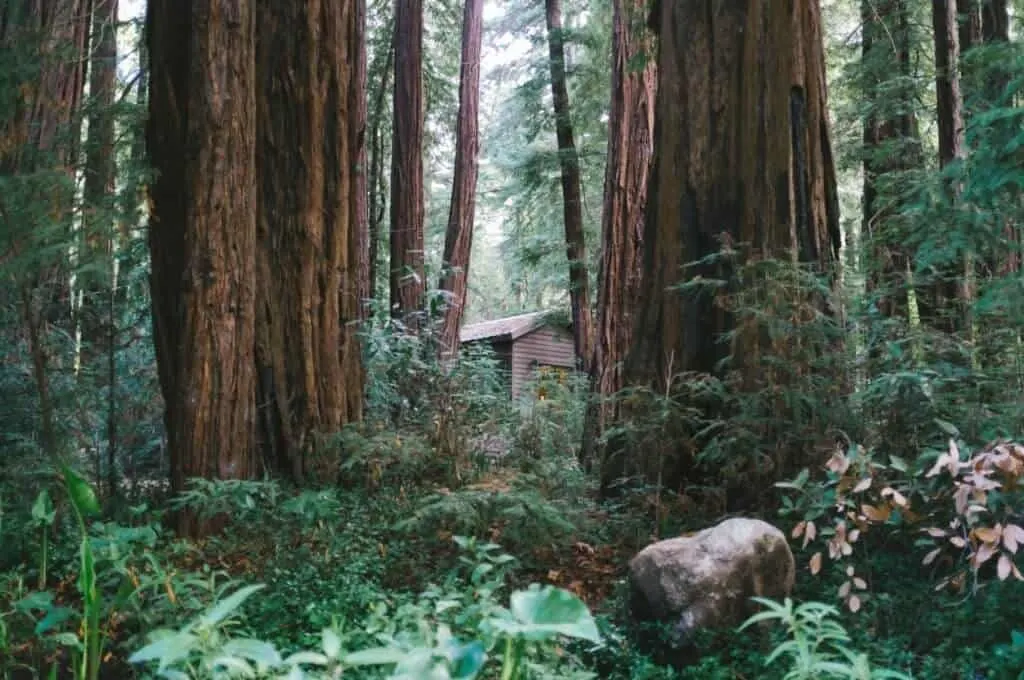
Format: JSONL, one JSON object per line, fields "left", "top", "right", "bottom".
{"left": 628, "top": 517, "right": 795, "bottom": 646}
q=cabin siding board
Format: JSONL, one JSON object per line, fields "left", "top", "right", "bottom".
{"left": 510, "top": 327, "right": 576, "bottom": 399}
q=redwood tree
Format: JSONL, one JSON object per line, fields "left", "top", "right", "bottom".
{"left": 437, "top": 0, "right": 484, "bottom": 357}
{"left": 592, "top": 0, "right": 656, "bottom": 403}
{"left": 1, "top": 0, "right": 91, "bottom": 457}
{"left": 147, "top": 0, "right": 259, "bottom": 534}
{"left": 583, "top": 0, "right": 656, "bottom": 464}
{"left": 254, "top": 0, "right": 366, "bottom": 483}
{"left": 606, "top": 0, "right": 841, "bottom": 494}
{"left": 545, "top": 0, "right": 593, "bottom": 369}
{"left": 390, "top": 0, "right": 426, "bottom": 326}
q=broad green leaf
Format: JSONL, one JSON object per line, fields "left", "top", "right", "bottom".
{"left": 284, "top": 651, "right": 329, "bottom": 666}
{"left": 343, "top": 646, "right": 410, "bottom": 666}
{"left": 447, "top": 640, "right": 486, "bottom": 679}
{"left": 322, "top": 628, "right": 342, "bottom": 658}
{"left": 128, "top": 631, "right": 198, "bottom": 666}
{"left": 34, "top": 605, "right": 73, "bottom": 635}
{"left": 200, "top": 584, "right": 266, "bottom": 628}
{"left": 221, "top": 638, "right": 283, "bottom": 668}
{"left": 32, "top": 490, "right": 54, "bottom": 523}
{"left": 61, "top": 465, "right": 100, "bottom": 518}
{"left": 501, "top": 585, "right": 602, "bottom": 643}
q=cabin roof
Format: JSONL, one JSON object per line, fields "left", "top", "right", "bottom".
{"left": 459, "top": 311, "right": 560, "bottom": 344}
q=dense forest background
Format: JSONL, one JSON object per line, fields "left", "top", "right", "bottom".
{"left": 1, "top": 0, "right": 1023, "bottom": 677}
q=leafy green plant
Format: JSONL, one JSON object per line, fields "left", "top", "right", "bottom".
{"left": 739, "top": 597, "right": 911, "bottom": 680}
{"left": 61, "top": 464, "right": 104, "bottom": 680}
{"left": 129, "top": 559, "right": 602, "bottom": 679}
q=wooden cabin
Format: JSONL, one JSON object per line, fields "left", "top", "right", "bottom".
{"left": 459, "top": 311, "right": 577, "bottom": 400}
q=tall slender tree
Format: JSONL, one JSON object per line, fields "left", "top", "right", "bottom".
{"left": 254, "top": 0, "right": 367, "bottom": 483}
{"left": 367, "top": 38, "right": 393, "bottom": 306}
{"left": 606, "top": 0, "right": 841, "bottom": 495}
{"left": 919, "top": 0, "right": 967, "bottom": 334}
{"left": 545, "top": 0, "right": 593, "bottom": 369}
{"left": 437, "top": 0, "right": 484, "bottom": 357}
{"left": 861, "top": 0, "right": 921, "bottom": 321}
{"left": 390, "top": 0, "right": 426, "bottom": 326}
{"left": 147, "top": 0, "right": 259, "bottom": 535}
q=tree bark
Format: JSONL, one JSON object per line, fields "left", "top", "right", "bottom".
{"left": 254, "top": 0, "right": 366, "bottom": 483}
{"left": 437, "top": 0, "right": 484, "bottom": 357}
{"left": 583, "top": 0, "right": 655, "bottom": 466}
{"left": 0, "top": 0, "right": 91, "bottom": 459}
{"left": 147, "top": 0, "right": 259, "bottom": 536}
{"left": 389, "top": 0, "right": 426, "bottom": 327}
{"left": 606, "top": 0, "right": 841, "bottom": 495}
{"left": 545, "top": 0, "right": 593, "bottom": 370}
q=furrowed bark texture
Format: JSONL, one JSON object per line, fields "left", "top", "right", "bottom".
{"left": 389, "top": 0, "right": 426, "bottom": 326}
{"left": 582, "top": 0, "right": 655, "bottom": 468}
{"left": 438, "top": 0, "right": 484, "bottom": 357}
{"left": 255, "top": 0, "right": 365, "bottom": 483}
{"left": 1, "top": 0, "right": 91, "bottom": 457}
{"left": 607, "top": 0, "right": 841, "bottom": 494}
{"left": 545, "top": 0, "right": 593, "bottom": 369}
{"left": 147, "top": 0, "right": 258, "bottom": 535}
{"left": 593, "top": 0, "right": 656, "bottom": 404}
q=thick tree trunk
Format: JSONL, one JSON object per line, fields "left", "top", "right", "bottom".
{"left": 861, "top": 0, "right": 920, "bottom": 321}
{"left": 1, "top": 0, "right": 91, "bottom": 459}
{"left": 545, "top": 0, "right": 593, "bottom": 370}
{"left": 606, "top": 0, "right": 841, "bottom": 496}
{"left": 389, "top": 0, "right": 426, "bottom": 327}
{"left": 254, "top": 0, "right": 366, "bottom": 483}
{"left": 437, "top": 0, "right": 484, "bottom": 357}
{"left": 147, "top": 0, "right": 259, "bottom": 536}
{"left": 582, "top": 0, "right": 655, "bottom": 467}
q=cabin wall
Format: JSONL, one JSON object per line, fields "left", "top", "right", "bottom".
{"left": 510, "top": 327, "right": 577, "bottom": 399}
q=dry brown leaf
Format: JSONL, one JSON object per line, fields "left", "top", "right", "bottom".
{"left": 922, "top": 547, "right": 942, "bottom": 566}
{"left": 853, "top": 477, "right": 872, "bottom": 493}
{"left": 810, "top": 552, "right": 823, "bottom": 575}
